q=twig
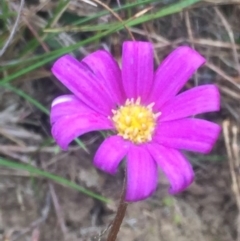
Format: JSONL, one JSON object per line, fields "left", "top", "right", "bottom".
{"left": 0, "top": 0, "right": 25, "bottom": 57}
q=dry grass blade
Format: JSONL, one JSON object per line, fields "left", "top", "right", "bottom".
{"left": 132, "top": 6, "right": 153, "bottom": 18}
{"left": 223, "top": 121, "right": 240, "bottom": 241}
{"left": 49, "top": 183, "right": 68, "bottom": 236}
{"left": 204, "top": 0, "right": 240, "bottom": 3}
{"left": 11, "top": 192, "right": 51, "bottom": 241}
{"left": 130, "top": 28, "right": 169, "bottom": 44}
{"left": 0, "top": 0, "right": 25, "bottom": 57}
{"left": 191, "top": 38, "right": 240, "bottom": 49}
{"left": 185, "top": 11, "right": 199, "bottom": 86}
{"left": 89, "top": 0, "right": 135, "bottom": 40}
{"left": 0, "top": 145, "right": 78, "bottom": 153}
{"left": 206, "top": 62, "right": 240, "bottom": 89}
{"left": 214, "top": 7, "right": 240, "bottom": 76}
{"left": 80, "top": 0, "right": 98, "bottom": 7}
{"left": 31, "top": 228, "right": 40, "bottom": 241}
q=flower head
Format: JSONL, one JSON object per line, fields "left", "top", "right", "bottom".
{"left": 50, "top": 42, "right": 221, "bottom": 202}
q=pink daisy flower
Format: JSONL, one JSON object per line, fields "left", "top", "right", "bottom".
{"left": 50, "top": 41, "right": 221, "bottom": 202}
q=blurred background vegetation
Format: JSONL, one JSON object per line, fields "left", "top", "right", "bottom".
{"left": 0, "top": 0, "right": 240, "bottom": 240}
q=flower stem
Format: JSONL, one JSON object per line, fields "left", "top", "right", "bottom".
{"left": 106, "top": 178, "right": 128, "bottom": 241}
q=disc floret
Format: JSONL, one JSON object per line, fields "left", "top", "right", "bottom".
{"left": 111, "top": 98, "right": 161, "bottom": 144}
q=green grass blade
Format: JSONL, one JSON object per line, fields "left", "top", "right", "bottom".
{"left": 1, "top": 83, "right": 88, "bottom": 152}
{"left": 50, "top": 0, "right": 160, "bottom": 27}
{"left": 0, "top": 29, "right": 114, "bottom": 84}
{"left": 15, "top": 1, "right": 70, "bottom": 59}
{"left": 45, "top": 0, "right": 200, "bottom": 33}
{"left": 1, "top": 0, "right": 158, "bottom": 61}
{"left": 125, "top": 0, "right": 201, "bottom": 26}
{"left": 0, "top": 157, "right": 111, "bottom": 203}
{"left": 0, "top": 0, "right": 198, "bottom": 70}
{"left": 1, "top": 0, "right": 200, "bottom": 85}
{"left": 2, "top": 83, "right": 49, "bottom": 114}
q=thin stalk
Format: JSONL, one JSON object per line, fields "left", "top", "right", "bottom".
{"left": 106, "top": 178, "right": 128, "bottom": 241}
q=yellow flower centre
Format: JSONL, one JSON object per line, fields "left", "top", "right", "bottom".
{"left": 111, "top": 97, "right": 161, "bottom": 144}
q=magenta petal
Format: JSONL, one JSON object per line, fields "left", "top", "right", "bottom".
{"left": 154, "top": 118, "right": 221, "bottom": 153}
{"left": 51, "top": 95, "right": 94, "bottom": 125}
{"left": 160, "top": 85, "right": 220, "bottom": 122}
{"left": 82, "top": 50, "right": 125, "bottom": 104}
{"left": 148, "top": 46, "right": 205, "bottom": 110}
{"left": 94, "top": 136, "right": 130, "bottom": 174}
{"left": 52, "top": 115, "right": 113, "bottom": 150}
{"left": 147, "top": 143, "right": 194, "bottom": 194}
{"left": 125, "top": 145, "right": 158, "bottom": 202}
{"left": 52, "top": 54, "right": 114, "bottom": 116}
{"left": 50, "top": 95, "right": 113, "bottom": 150}
{"left": 122, "top": 41, "right": 154, "bottom": 102}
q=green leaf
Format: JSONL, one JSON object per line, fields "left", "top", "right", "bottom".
{"left": 0, "top": 157, "right": 111, "bottom": 203}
